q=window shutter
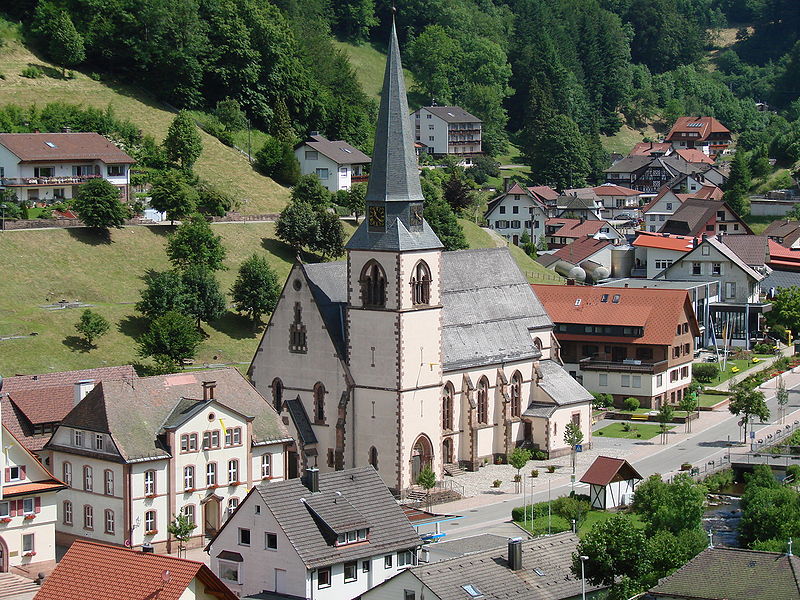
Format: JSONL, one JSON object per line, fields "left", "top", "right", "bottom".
{"left": 19, "top": 465, "right": 26, "bottom": 480}
{"left": 10, "top": 500, "right": 18, "bottom": 517}
{"left": 4, "top": 468, "right": 9, "bottom": 482}
{"left": 35, "top": 497, "right": 41, "bottom": 513}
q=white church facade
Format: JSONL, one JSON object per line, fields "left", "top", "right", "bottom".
{"left": 248, "top": 24, "right": 593, "bottom": 494}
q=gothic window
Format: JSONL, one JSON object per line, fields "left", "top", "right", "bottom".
{"left": 272, "top": 378, "right": 284, "bottom": 412}
{"left": 289, "top": 302, "right": 307, "bottom": 353}
{"left": 313, "top": 382, "right": 326, "bottom": 424}
{"left": 369, "top": 447, "right": 378, "bottom": 470}
{"left": 360, "top": 261, "right": 387, "bottom": 308}
{"left": 477, "top": 378, "right": 489, "bottom": 424}
{"left": 442, "top": 383, "right": 454, "bottom": 431}
{"left": 411, "top": 261, "right": 431, "bottom": 305}
{"left": 510, "top": 371, "right": 522, "bottom": 418}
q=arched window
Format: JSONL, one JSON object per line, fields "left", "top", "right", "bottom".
{"left": 313, "top": 382, "right": 326, "bottom": 424}
{"left": 442, "top": 383, "right": 454, "bottom": 431}
{"left": 104, "top": 469, "right": 114, "bottom": 496}
{"left": 84, "top": 505, "right": 94, "bottom": 530}
{"left": 369, "top": 447, "right": 378, "bottom": 470}
{"left": 511, "top": 371, "right": 522, "bottom": 418}
{"left": 104, "top": 509, "right": 115, "bottom": 534}
{"left": 360, "top": 260, "right": 387, "bottom": 308}
{"left": 182, "top": 504, "right": 196, "bottom": 526}
{"left": 83, "top": 466, "right": 93, "bottom": 492}
{"left": 533, "top": 337, "right": 543, "bottom": 352}
{"left": 477, "top": 377, "right": 489, "bottom": 424}
{"left": 411, "top": 260, "right": 431, "bottom": 305}
{"left": 272, "top": 378, "right": 284, "bottom": 413}
{"left": 228, "top": 459, "right": 240, "bottom": 484}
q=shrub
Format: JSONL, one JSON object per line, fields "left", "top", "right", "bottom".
{"left": 624, "top": 397, "right": 640, "bottom": 412}
{"left": 531, "top": 469, "right": 539, "bottom": 478}
{"left": 66, "top": 70, "right": 75, "bottom": 79}
{"left": 532, "top": 450, "right": 548, "bottom": 460}
{"left": 786, "top": 464, "right": 800, "bottom": 483}
{"left": 552, "top": 496, "right": 590, "bottom": 524}
{"left": 622, "top": 422, "right": 633, "bottom": 432}
{"left": 547, "top": 465, "right": 556, "bottom": 473}
{"left": 704, "top": 468, "right": 735, "bottom": 492}
{"left": 592, "top": 392, "right": 613, "bottom": 409}
{"left": 597, "top": 430, "right": 604, "bottom": 435}
{"left": 511, "top": 502, "right": 551, "bottom": 522}
{"left": 754, "top": 343, "right": 775, "bottom": 354}
{"left": 492, "top": 479, "right": 502, "bottom": 488}
{"left": 693, "top": 363, "right": 719, "bottom": 383}
{"left": 21, "top": 65, "right": 42, "bottom": 78}
{"left": 88, "top": 72, "right": 102, "bottom": 81}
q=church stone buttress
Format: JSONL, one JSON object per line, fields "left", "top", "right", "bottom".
{"left": 344, "top": 20, "right": 444, "bottom": 493}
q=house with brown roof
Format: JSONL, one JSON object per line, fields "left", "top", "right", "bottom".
{"left": 484, "top": 182, "right": 549, "bottom": 245}
{"left": 43, "top": 368, "right": 291, "bottom": 553}
{"left": 207, "top": 467, "right": 421, "bottom": 600}
{"left": 537, "top": 236, "right": 615, "bottom": 283}
{"left": 544, "top": 218, "right": 623, "bottom": 249}
{"left": 661, "top": 198, "right": 751, "bottom": 237}
{"left": 0, "top": 423, "right": 66, "bottom": 578}
{"left": 362, "top": 532, "right": 607, "bottom": 600}
{"left": 645, "top": 546, "right": 800, "bottom": 600}
{"left": 629, "top": 142, "right": 672, "bottom": 157}
{"left": 0, "top": 365, "right": 137, "bottom": 456}
{"left": 580, "top": 456, "right": 642, "bottom": 509}
{"left": 0, "top": 132, "right": 135, "bottom": 204}
{"left": 35, "top": 539, "right": 237, "bottom": 600}
{"left": 664, "top": 116, "right": 732, "bottom": 158}
{"left": 295, "top": 133, "right": 371, "bottom": 193}
{"left": 411, "top": 106, "right": 482, "bottom": 156}
{"left": 763, "top": 219, "right": 800, "bottom": 248}
{"left": 533, "top": 284, "right": 700, "bottom": 408}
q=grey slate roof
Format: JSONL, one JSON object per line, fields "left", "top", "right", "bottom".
{"left": 604, "top": 155, "right": 652, "bottom": 173}
{"left": 400, "top": 531, "right": 603, "bottom": 600}
{"left": 285, "top": 397, "right": 317, "bottom": 445}
{"left": 304, "top": 247, "right": 552, "bottom": 372}
{"left": 304, "top": 492, "right": 369, "bottom": 533}
{"left": 52, "top": 368, "right": 289, "bottom": 462}
{"left": 721, "top": 235, "right": 769, "bottom": 267}
{"left": 661, "top": 199, "right": 725, "bottom": 237}
{"left": 301, "top": 134, "right": 371, "bottom": 165}
{"left": 252, "top": 467, "right": 419, "bottom": 569}
{"left": 525, "top": 359, "right": 593, "bottom": 418}
{"left": 420, "top": 105, "right": 481, "bottom": 123}
{"left": 303, "top": 262, "right": 348, "bottom": 358}
{"left": 648, "top": 546, "right": 800, "bottom": 599}
{"left": 760, "top": 269, "right": 800, "bottom": 292}
{"left": 425, "top": 534, "right": 511, "bottom": 562}
{"left": 763, "top": 219, "right": 800, "bottom": 246}
{"left": 346, "top": 214, "right": 443, "bottom": 252}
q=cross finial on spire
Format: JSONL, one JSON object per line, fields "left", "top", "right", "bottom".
{"left": 707, "top": 530, "right": 714, "bottom": 549}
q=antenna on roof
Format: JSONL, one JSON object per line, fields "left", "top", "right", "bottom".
{"left": 789, "top": 538, "right": 794, "bottom": 557}
{"left": 707, "top": 529, "right": 714, "bottom": 549}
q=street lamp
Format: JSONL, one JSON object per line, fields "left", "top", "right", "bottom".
{"left": 579, "top": 555, "right": 588, "bottom": 600}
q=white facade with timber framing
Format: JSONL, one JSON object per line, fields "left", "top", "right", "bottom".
{"left": 248, "top": 22, "right": 594, "bottom": 497}
{"left": 580, "top": 456, "right": 642, "bottom": 510}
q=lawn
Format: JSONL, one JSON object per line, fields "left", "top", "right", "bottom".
{"left": 744, "top": 214, "right": 781, "bottom": 235}
{"left": 594, "top": 422, "right": 672, "bottom": 440}
{"left": 698, "top": 393, "right": 728, "bottom": 407}
{"left": 0, "top": 32, "right": 290, "bottom": 214}
{"left": 708, "top": 355, "right": 773, "bottom": 385}
{"left": 516, "top": 508, "right": 644, "bottom": 537}
{"left": 0, "top": 222, "right": 354, "bottom": 375}
{"left": 600, "top": 123, "right": 660, "bottom": 156}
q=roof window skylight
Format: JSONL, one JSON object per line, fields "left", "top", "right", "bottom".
{"left": 463, "top": 585, "right": 483, "bottom": 598}
{"left": 575, "top": 299, "right": 582, "bottom": 306}
{"left": 45, "top": 141, "right": 57, "bottom": 148}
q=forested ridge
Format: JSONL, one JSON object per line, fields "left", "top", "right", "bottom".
{"left": 2, "top": 0, "right": 800, "bottom": 187}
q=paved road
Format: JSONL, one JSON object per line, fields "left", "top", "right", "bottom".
{"left": 437, "top": 370, "right": 800, "bottom": 540}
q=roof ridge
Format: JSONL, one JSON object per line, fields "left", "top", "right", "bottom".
{"left": 70, "top": 539, "right": 207, "bottom": 566}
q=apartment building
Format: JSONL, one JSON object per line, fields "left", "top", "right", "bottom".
{"left": 665, "top": 116, "right": 732, "bottom": 157}
{"left": 411, "top": 106, "right": 482, "bottom": 156}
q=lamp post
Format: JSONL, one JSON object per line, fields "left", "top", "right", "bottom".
{"left": 579, "top": 555, "right": 588, "bottom": 600}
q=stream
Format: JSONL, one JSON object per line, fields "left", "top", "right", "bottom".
{"left": 703, "top": 493, "right": 742, "bottom": 548}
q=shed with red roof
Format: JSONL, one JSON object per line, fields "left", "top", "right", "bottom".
{"left": 580, "top": 456, "right": 643, "bottom": 509}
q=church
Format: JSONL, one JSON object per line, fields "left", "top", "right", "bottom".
{"left": 248, "top": 22, "right": 593, "bottom": 495}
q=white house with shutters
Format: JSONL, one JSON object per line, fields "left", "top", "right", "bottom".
{"left": 0, "top": 423, "right": 65, "bottom": 577}
{"left": 294, "top": 134, "right": 371, "bottom": 193}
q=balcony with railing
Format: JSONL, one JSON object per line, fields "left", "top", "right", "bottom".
{"left": 1, "top": 174, "right": 101, "bottom": 187}
{"left": 351, "top": 174, "right": 369, "bottom": 184}
{"left": 579, "top": 357, "right": 668, "bottom": 374}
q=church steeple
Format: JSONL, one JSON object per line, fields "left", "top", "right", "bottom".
{"left": 346, "top": 18, "right": 442, "bottom": 252}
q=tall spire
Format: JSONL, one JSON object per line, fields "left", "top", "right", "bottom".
{"left": 365, "top": 18, "right": 424, "bottom": 204}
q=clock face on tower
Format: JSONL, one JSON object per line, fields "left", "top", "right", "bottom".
{"left": 410, "top": 202, "right": 423, "bottom": 226}
{"left": 368, "top": 205, "right": 386, "bottom": 229}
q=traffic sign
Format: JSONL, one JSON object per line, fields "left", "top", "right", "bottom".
{"left": 575, "top": 444, "right": 583, "bottom": 452}
{"left": 750, "top": 431, "right": 756, "bottom": 439}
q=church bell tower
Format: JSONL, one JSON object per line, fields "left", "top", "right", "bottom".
{"left": 345, "top": 19, "right": 444, "bottom": 492}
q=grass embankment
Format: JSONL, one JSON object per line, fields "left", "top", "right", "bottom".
{"left": 600, "top": 123, "right": 660, "bottom": 156}
{"left": 516, "top": 507, "right": 645, "bottom": 537}
{"left": 698, "top": 393, "right": 729, "bottom": 407}
{"left": 0, "top": 29, "right": 289, "bottom": 214}
{"left": 0, "top": 223, "right": 354, "bottom": 375}
{"left": 595, "top": 422, "right": 673, "bottom": 440}
{"left": 458, "top": 219, "right": 563, "bottom": 284}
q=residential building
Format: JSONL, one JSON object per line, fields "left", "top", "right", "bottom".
{"left": 656, "top": 235, "right": 771, "bottom": 347}
{"left": 673, "top": 148, "right": 716, "bottom": 165}
{"left": 0, "top": 132, "right": 134, "bottom": 204}
{"left": 35, "top": 539, "right": 237, "bottom": 600}
{"left": 411, "top": 106, "right": 482, "bottom": 156}
{"left": 248, "top": 23, "right": 594, "bottom": 496}
{"left": 632, "top": 231, "right": 694, "bottom": 278}
{"left": 767, "top": 239, "right": 800, "bottom": 271}
{"left": 555, "top": 193, "right": 603, "bottom": 220}
{"left": 720, "top": 235, "right": 771, "bottom": 275}
{"left": 484, "top": 182, "right": 549, "bottom": 245}
{"left": 533, "top": 284, "right": 700, "bottom": 409}
{"left": 44, "top": 368, "right": 291, "bottom": 552}
{"left": 661, "top": 199, "right": 752, "bottom": 237}
{"left": 528, "top": 185, "right": 560, "bottom": 213}
{"left": 763, "top": 219, "right": 800, "bottom": 248}
{"left": 0, "top": 424, "right": 65, "bottom": 577}
{"left": 646, "top": 546, "right": 800, "bottom": 600}
{"left": 598, "top": 279, "right": 720, "bottom": 349}
{"left": 641, "top": 189, "right": 691, "bottom": 232}
{"left": 207, "top": 467, "right": 420, "bottom": 599}
{"left": 295, "top": 133, "right": 371, "bottom": 192}
{"left": 629, "top": 142, "right": 672, "bottom": 157}
{"left": 589, "top": 183, "right": 643, "bottom": 219}
{"left": 544, "top": 218, "right": 623, "bottom": 249}
{"left": 664, "top": 116, "right": 732, "bottom": 157}
{"left": 362, "top": 533, "right": 606, "bottom": 600}
{"left": 0, "top": 365, "right": 137, "bottom": 457}
{"left": 604, "top": 153, "right": 712, "bottom": 196}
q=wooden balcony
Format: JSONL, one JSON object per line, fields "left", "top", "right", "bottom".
{"left": 351, "top": 174, "right": 368, "bottom": 184}
{"left": 1, "top": 175, "right": 101, "bottom": 187}
{"left": 579, "top": 357, "right": 668, "bottom": 374}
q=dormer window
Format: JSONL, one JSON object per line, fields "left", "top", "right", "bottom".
{"left": 336, "top": 528, "right": 369, "bottom": 546}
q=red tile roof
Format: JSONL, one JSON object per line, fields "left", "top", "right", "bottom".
{"left": 528, "top": 185, "right": 559, "bottom": 202}
{"left": 0, "top": 132, "right": 135, "bottom": 164}
{"left": 632, "top": 231, "right": 695, "bottom": 252}
{"left": 35, "top": 540, "right": 237, "bottom": 600}
{"left": 2, "top": 480, "right": 66, "bottom": 497}
{"left": 550, "top": 236, "right": 613, "bottom": 264}
{"left": 546, "top": 218, "right": 613, "bottom": 239}
{"left": 629, "top": 142, "right": 672, "bottom": 156}
{"left": 768, "top": 240, "right": 800, "bottom": 269}
{"left": 8, "top": 386, "right": 75, "bottom": 425}
{"left": 3, "top": 365, "right": 136, "bottom": 391}
{"left": 531, "top": 284, "right": 699, "bottom": 345}
{"left": 665, "top": 117, "right": 730, "bottom": 142}
{"left": 592, "top": 183, "right": 641, "bottom": 197}
{"left": 505, "top": 182, "right": 529, "bottom": 196}
{"left": 693, "top": 185, "right": 723, "bottom": 201}
{"left": 580, "top": 456, "right": 643, "bottom": 486}
{"left": 675, "top": 148, "right": 715, "bottom": 165}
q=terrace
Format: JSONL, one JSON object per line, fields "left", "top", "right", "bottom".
{"left": 1, "top": 174, "right": 101, "bottom": 186}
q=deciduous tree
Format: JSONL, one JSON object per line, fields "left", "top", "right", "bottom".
{"left": 72, "top": 178, "right": 129, "bottom": 230}
{"left": 423, "top": 196, "right": 468, "bottom": 251}
{"left": 728, "top": 380, "right": 770, "bottom": 443}
{"left": 291, "top": 174, "right": 330, "bottom": 210}
{"left": 136, "top": 270, "right": 187, "bottom": 319}
{"left": 74, "top": 309, "right": 110, "bottom": 347}
{"left": 765, "top": 285, "right": 800, "bottom": 337}
{"left": 137, "top": 310, "right": 203, "bottom": 369}
{"left": 344, "top": 182, "right": 367, "bottom": 221}
{"left": 573, "top": 514, "right": 650, "bottom": 589}
{"left": 181, "top": 265, "right": 227, "bottom": 327}
{"left": 230, "top": 254, "right": 280, "bottom": 325}
{"left": 312, "top": 210, "right": 345, "bottom": 259}
{"left": 149, "top": 170, "right": 198, "bottom": 225}
{"left": 563, "top": 422, "right": 584, "bottom": 473}
{"left": 276, "top": 201, "right": 318, "bottom": 252}
{"left": 164, "top": 111, "right": 202, "bottom": 172}
{"left": 166, "top": 215, "right": 227, "bottom": 272}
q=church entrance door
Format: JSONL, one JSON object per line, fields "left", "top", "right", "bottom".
{"left": 442, "top": 438, "right": 453, "bottom": 464}
{"left": 411, "top": 435, "right": 433, "bottom": 482}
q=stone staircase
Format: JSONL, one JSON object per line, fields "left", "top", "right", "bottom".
{"left": 443, "top": 463, "right": 466, "bottom": 477}
{"left": 405, "top": 486, "right": 462, "bottom": 506}
{"left": 0, "top": 572, "right": 41, "bottom": 599}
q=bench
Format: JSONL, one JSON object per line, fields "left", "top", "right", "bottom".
{"left": 630, "top": 414, "right": 650, "bottom": 421}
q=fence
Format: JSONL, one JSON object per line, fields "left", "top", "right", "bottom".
{"left": 0, "top": 213, "right": 278, "bottom": 231}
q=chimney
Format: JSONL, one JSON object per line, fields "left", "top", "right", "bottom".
{"left": 61, "top": 126, "right": 71, "bottom": 133}
{"left": 141, "top": 543, "right": 155, "bottom": 553}
{"left": 34, "top": 128, "right": 40, "bottom": 134}
{"left": 702, "top": 233, "right": 708, "bottom": 241}
{"left": 74, "top": 380, "right": 95, "bottom": 406}
{"left": 305, "top": 467, "right": 320, "bottom": 493}
{"left": 202, "top": 381, "right": 216, "bottom": 401}
{"left": 503, "top": 177, "right": 511, "bottom": 192}
{"left": 624, "top": 283, "right": 629, "bottom": 288}
{"left": 508, "top": 538, "right": 523, "bottom": 571}
{"left": 693, "top": 237, "right": 698, "bottom": 248}
{"left": 579, "top": 217, "right": 585, "bottom": 224}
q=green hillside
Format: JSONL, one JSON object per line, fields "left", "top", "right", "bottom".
{"left": 0, "top": 35, "right": 290, "bottom": 215}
